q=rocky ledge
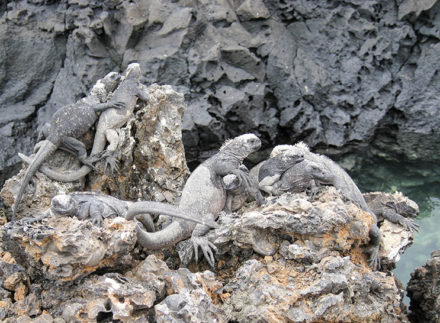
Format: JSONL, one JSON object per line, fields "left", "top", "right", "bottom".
{"left": 0, "top": 186, "right": 415, "bottom": 322}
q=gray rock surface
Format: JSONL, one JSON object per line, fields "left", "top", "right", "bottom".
{"left": 0, "top": 186, "right": 416, "bottom": 321}
{"left": 407, "top": 250, "right": 440, "bottom": 323}
{"left": 1, "top": 0, "right": 440, "bottom": 185}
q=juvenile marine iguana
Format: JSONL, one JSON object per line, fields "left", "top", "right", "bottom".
{"left": 24, "top": 191, "right": 218, "bottom": 230}
{"left": 260, "top": 143, "right": 383, "bottom": 270}
{"left": 222, "top": 166, "right": 266, "bottom": 213}
{"left": 363, "top": 191, "right": 419, "bottom": 232}
{"left": 125, "top": 134, "right": 262, "bottom": 266}
{"left": 12, "top": 80, "right": 125, "bottom": 218}
{"left": 19, "top": 63, "right": 149, "bottom": 182}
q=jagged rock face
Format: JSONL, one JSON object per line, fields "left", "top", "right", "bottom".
{"left": 0, "top": 188, "right": 415, "bottom": 321}
{"left": 1, "top": 216, "right": 137, "bottom": 282}
{"left": 407, "top": 250, "right": 440, "bottom": 323}
{"left": 1, "top": 0, "right": 440, "bottom": 183}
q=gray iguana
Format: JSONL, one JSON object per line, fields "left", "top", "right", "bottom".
{"left": 259, "top": 143, "right": 383, "bottom": 270}
{"left": 125, "top": 133, "right": 262, "bottom": 266}
{"left": 222, "top": 165, "right": 266, "bottom": 213}
{"left": 24, "top": 191, "right": 218, "bottom": 230}
{"left": 363, "top": 191, "right": 419, "bottom": 232}
{"left": 12, "top": 76, "right": 125, "bottom": 218}
{"left": 19, "top": 63, "right": 149, "bottom": 182}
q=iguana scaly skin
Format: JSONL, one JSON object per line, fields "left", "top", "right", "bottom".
{"left": 12, "top": 79, "right": 124, "bottom": 218}
{"left": 363, "top": 191, "right": 419, "bottom": 232}
{"left": 222, "top": 165, "right": 266, "bottom": 213}
{"left": 19, "top": 63, "right": 149, "bottom": 182}
{"left": 125, "top": 134, "right": 262, "bottom": 266}
{"left": 262, "top": 143, "right": 383, "bottom": 270}
{"left": 25, "top": 191, "right": 218, "bottom": 230}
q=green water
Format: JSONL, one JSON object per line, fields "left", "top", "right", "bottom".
{"left": 393, "top": 196, "right": 440, "bottom": 298}
{"left": 346, "top": 156, "right": 440, "bottom": 303}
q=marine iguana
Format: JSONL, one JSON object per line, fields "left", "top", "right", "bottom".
{"left": 125, "top": 133, "right": 262, "bottom": 266}
{"left": 260, "top": 143, "right": 383, "bottom": 270}
{"left": 19, "top": 63, "right": 149, "bottom": 182}
{"left": 12, "top": 80, "right": 125, "bottom": 218}
{"left": 363, "top": 191, "right": 419, "bottom": 232}
{"left": 222, "top": 165, "right": 266, "bottom": 213}
{"left": 24, "top": 191, "right": 218, "bottom": 230}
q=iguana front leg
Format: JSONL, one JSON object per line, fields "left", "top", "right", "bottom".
{"left": 368, "top": 224, "right": 382, "bottom": 271}
{"left": 190, "top": 214, "right": 218, "bottom": 267}
{"left": 230, "top": 168, "right": 265, "bottom": 206}
{"left": 93, "top": 101, "right": 125, "bottom": 111}
{"left": 381, "top": 209, "right": 419, "bottom": 232}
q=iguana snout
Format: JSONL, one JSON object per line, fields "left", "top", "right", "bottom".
{"left": 51, "top": 194, "right": 77, "bottom": 216}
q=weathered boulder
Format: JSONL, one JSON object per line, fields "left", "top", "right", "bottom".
{"left": 1, "top": 216, "right": 137, "bottom": 282}
{"left": 407, "top": 250, "right": 440, "bottom": 323}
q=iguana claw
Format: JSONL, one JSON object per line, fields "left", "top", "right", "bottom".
{"left": 95, "top": 150, "right": 119, "bottom": 175}
{"left": 368, "top": 245, "right": 381, "bottom": 271}
{"left": 191, "top": 235, "right": 218, "bottom": 267}
{"left": 401, "top": 218, "right": 420, "bottom": 232}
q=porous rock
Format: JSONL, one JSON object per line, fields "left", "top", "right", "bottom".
{"left": 407, "top": 250, "right": 440, "bottom": 323}
{"left": 206, "top": 188, "right": 411, "bottom": 322}
{"left": 1, "top": 216, "right": 137, "bottom": 282}
{"left": 221, "top": 256, "right": 406, "bottom": 322}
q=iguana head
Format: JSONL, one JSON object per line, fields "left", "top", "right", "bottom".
{"left": 305, "top": 160, "right": 334, "bottom": 185}
{"left": 223, "top": 174, "right": 241, "bottom": 190}
{"left": 270, "top": 142, "right": 310, "bottom": 158}
{"left": 50, "top": 194, "right": 78, "bottom": 217}
{"left": 125, "top": 62, "right": 141, "bottom": 80}
{"left": 220, "top": 134, "right": 261, "bottom": 160}
{"left": 258, "top": 154, "right": 304, "bottom": 182}
{"left": 387, "top": 192, "right": 419, "bottom": 218}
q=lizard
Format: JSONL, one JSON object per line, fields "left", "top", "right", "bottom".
{"left": 222, "top": 165, "right": 267, "bottom": 213}
{"left": 124, "top": 133, "right": 263, "bottom": 266}
{"left": 23, "top": 191, "right": 219, "bottom": 230}
{"left": 259, "top": 157, "right": 334, "bottom": 197}
{"left": 363, "top": 191, "right": 419, "bottom": 232}
{"left": 18, "top": 63, "right": 149, "bottom": 182}
{"left": 259, "top": 142, "right": 383, "bottom": 270}
{"left": 12, "top": 75, "right": 126, "bottom": 218}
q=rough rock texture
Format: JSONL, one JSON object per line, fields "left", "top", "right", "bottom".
{"left": 1, "top": 216, "right": 137, "bottom": 282}
{"left": 1, "top": 0, "right": 440, "bottom": 183}
{"left": 407, "top": 250, "right": 440, "bottom": 323}
{"left": 0, "top": 81, "right": 189, "bottom": 218}
{"left": 0, "top": 186, "right": 416, "bottom": 321}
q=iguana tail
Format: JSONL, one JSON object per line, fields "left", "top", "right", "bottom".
{"left": 13, "top": 140, "right": 58, "bottom": 218}
{"left": 18, "top": 154, "right": 92, "bottom": 182}
{"left": 126, "top": 201, "right": 218, "bottom": 228}
{"left": 136, "top": 221, "right": 189, "bottom": 250}
{"left": 126, "top": 201, "right": 218, "bottom": 250}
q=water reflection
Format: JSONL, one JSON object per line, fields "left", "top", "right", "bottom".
{"left": 346, "top": 155, "right": 440, "bottom": 304}
{"left": 393, "top": 197, "right": 440, "bottom": 302}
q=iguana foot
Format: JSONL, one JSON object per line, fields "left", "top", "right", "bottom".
{"left": 368, "top": 245, "right": 381, "bottom": 271}
{"left": 79, "top": 155, "right": 99, "bottom": 171}
{"left": 400, "top": 218, "right": 420, "bottom": 232}
{"left": 111, "top": 101, "right": 125, "bottom": 110}
{"left": 191, "top": 236, "right": 218, "bottom": 267}
{"left": 97, "top": 150, "right": 119, "bottom": 175}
